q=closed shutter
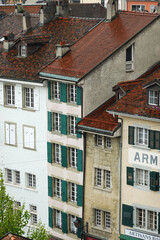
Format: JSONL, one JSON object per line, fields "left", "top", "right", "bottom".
{"left": 29, "top": 127, "right": 35, "bottom": 149}
{"left": 77, "top": 149, "right": 83, "bottom": 172}
{"left": 15, "top": 84, "right": 22, "bottom": 108}
{"left": 48, "top": 112, "right": 52, "bottom": 132}
{"left": 0, "top": 82, "right": 3, "bottom": 105}
{"left": 155, "top": 131, "right": 160, "bottom": 150}
{"left": 34, "top": 88, "right": 39, "bottom": 111}
{"left": 47, "top": 142, "right": 52, "bottom": 163}
{"left": 76, "top": 86, "right": 82, "bottom": 105}
{"left": 10, "top": 124, "right": 16, "bottom": 145}
{"left": 77, "top": 184, "right": 83, "bottom": 207}
{"left": 127, "top": 167, "right": 134, "bottom": 186}
{"left": 48, "top": 176, "right": 53, "bottom": 197}
{"left": 5, "top": 123, "right": 10, "bottom": 144}
{"left": 48, "top": 207, "right": 53, "bottom": 228}
{"left": 62, "top": 212, "right": 68, "bottom": 233}
{"left": 48, "top": 81, "right": 51, "bottom": 100}
{"left": 77, "top": 217, "right": 82, "bottom": 238}
{"left": 61, "top": 114, "right": 67, "bottom": 135}
{"left": 60, "top": 83, "right": 67, "bottom": 103}
{"left": 62, "top": 180, "right": 67, "bottom": 202}
{"left": 150, "top": 171, "right": 159, "bottom": 191}
{"left": 149, "top": 130, "right": 155, "bottom": 149}
{"left": 76, "top": 118, "right": 82, "bottom": 138}
{"left": 24, "top": 127, "right": 30, "bottom": 148}
{"left": 128, "top": 126, "right": 135, "bottom": 145}
{"left": 122, "top": 204, "right": 133, "bottom": 227}
{"left": 61, "top": 146, "right": 67, "bottom": 167}
{"left": 158, "top": 212, "right": 160, "bottom": 234}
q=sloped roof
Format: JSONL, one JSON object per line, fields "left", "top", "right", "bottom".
{"left": 0, "top": 233, "right": 31, "bottom": 240}
{"left": 78, "top": 95, "right": 120, "bottom": 134}
{"left": 41, "top": 11, "right": 159, "bottom": 79}
{"left": 107, "top": 62, "right": 160, "bottom": 120}
{"left": 0, "top": 17, "right": 100, "bottom": 81}
{"left": 0, "top": 4, "right": 42, "bottom": 14}
{"left": 112, "top": 79, "right": 143, "bottom": 92}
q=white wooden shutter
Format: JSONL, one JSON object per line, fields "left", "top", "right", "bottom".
{"left": 5, "top": 123, "right": 9, "bottom": 144}
{"left": 10, "top": 124, "right": 16, "bottom": 145}
{"left": 24, "top": 127, "right": 30, "bottom": 148}
{"left": 0, "top": 82, "right": 4, "bottom": 105}
{"left": 29, "top": 127, "right": 34, "bottom": 149}
{"left": 34, "top": 89, "right": 39, "bottom": 111}
{"left": 15, "top": 84, "right": 22, "bottom": 108}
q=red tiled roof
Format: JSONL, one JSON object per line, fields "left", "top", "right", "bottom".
{"left": 0, "top": 5, "right": 42, "bottom": 14}
{"left": 113, "top": 79, "right": 143, "bottom": 92}
{"left": 107, "top": 62, "right": 160, "bottom": 120}
{"left": 78, "top": 95, "right": 120, "bottom": 133}
{"left": 42, "top": 11, "right": 159, "bottom": 79}
{"left": 0, "top": 17, "right": 100, "bottom": 81}
{"left": 1, "top": 233, "right": 31, "bottom": 240}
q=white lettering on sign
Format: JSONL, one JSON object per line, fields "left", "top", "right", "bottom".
{"left": 125, "top": 229, "right": 160, "bottom": 240}
{"left": 129, "top": 148, "right": 160, "bottom": 169}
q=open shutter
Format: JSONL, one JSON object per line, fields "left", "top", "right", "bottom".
{"left": 76, "top": 118, "right": 82, "bottom": 138}
{"left": 24, "top": 127, "right": 30, "bottom": 148}
{"left": 77, "top": 149, "right": 83, "bottom": 172}
{"left": 77, "top": 184, "right": 83, "bottom": 207}
{"left": 150, "top": 171, "right": 159, "bottom": 191}
{"left": 61, "top": 146, "right": 67, "bottom": 167}
{"left": 15, "top": 84, "right": 22, "bottom": 108}
{"left": 76, "top": 86, "right": 82, "bottom": 105}
{"left": 122, "top": 204, "right": 133, "bottom": 227}
{"left": 48, "top": 176, "right": 53, "bottom": 197}
{"left": 158, "top": 212, "right": 160, "bottom": 234}
{"left": 29, "top": 127, "right": 34, "bottom": 149}
{"left": 61, "top": 114, "right": 67, "bottom": 135}
{"left": 48, "top": 112, "right": 52, "bottom": 132}
{"left": 62, "top": 180, "right": 67, "bottom": 202}
{"left": 48, "top": 81, "right": 51, "bottom": 100}
{"left": 60, "top": 83, "right": 67, "bottom": 103}
{"left": 77, "top": 217, "right": 82, "bottom": 238}
{"left": 48, "top": 207, "right": 53, "bottom": 228}
{"left": 155, "top": 131, "right": 160, "bottom": 150}
{"left": 127, "top": 167, "right": 134, "bottom": 186}
{"left": 34, "top": 88, "right": 39, "bottom": 111}
{"left": 62, "top": 212, "right": 68, "bottom": 233}
{"left": 10, "top": 124, "right": 16, "bottom": 145}
{"left": 5, "top": 123, "right": 9, "bottom": 144}
{"left": 0, "top": 82, "right": 3, "bottom": 105}
{"left": 47, "top": 142, "right": 52, "bottom": 163}
{"left": 128, "top": 126, "right": 135, "bottom": 145}
{"left": 149, "top": 130, "right": 155, "bottom": 149}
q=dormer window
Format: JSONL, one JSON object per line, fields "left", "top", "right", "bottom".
{"left": 148, "top": 89, "right": 158, "bottom": 105}
{"left": 20, "top": 45, "right": 26, "bottom": 57}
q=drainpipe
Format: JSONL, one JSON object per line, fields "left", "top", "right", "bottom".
{"left": 118, "top": 117, "right": 123, "bottom": 236}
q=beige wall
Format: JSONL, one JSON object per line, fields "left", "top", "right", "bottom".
{"left": 84, "top": 133, "right": 120, "bottom": 239}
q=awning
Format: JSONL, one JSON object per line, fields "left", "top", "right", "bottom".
{"left": 119, "top": 234, "right": 140, "bottom": 240}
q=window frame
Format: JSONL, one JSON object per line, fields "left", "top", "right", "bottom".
{"left": 94, "top": 167, "right": 112, "bottom": 190}
{"left": 69, "top": 214, "right": 77, "bottom": 234}
{"left": 137, "top": 127, "right": 148, "bottom": 146}
{"left": 5, "top": 84, "right": 15, "bottom": 106}
{"left": 131, "top": 4, "right": 145, "bottom": 11}
{"left": 148, "top": 89, "right": 159, "bottom": 106}
{"left": 20, "top": 45, "right": 27, "bottom": 57}
{"left": 23, "top": 125, "right": 36, "bottom": 150}
{"left": 126, "top": 44, "right": 134, "bottom": 72}
{"left": 5, "top": 169, "right": 20, "bottom": 186}
{"left": 53, "top": 112, "right": 61, "bottom": 133}
{"left": 94, "top": 209, "right": 111, "bottom": 231}
{"left": 55, "top": 209, "right": 62, "bottom": 229}
{"left": 69, "top": 116, "right": 76, "bottom": 136}
{"left": 26, "top": 173, "right": 36, "bottom": 189}
{"left": 54, "top": 178, "right": 62, "bottom": 198}
{"left": 69, "top": 148, "right": 77, "bottom": 169}
{"left": 5, "top": 122, "right": 17, "bottom": 146}
{"left": 135, "top": 168, "right": 149, "bottom": 187}
{"left": 54, "top": 144, "right": 62, "bottom": 164}
{"left": 68, "top": 84, "right": 77, "bottom": 103}
{"left": 30, "top": 205, "right": 37, "bottom": 225}
{"left": 69, "top": 182, "right": 77, "bottom": 203}
{"left": 51, "top": 81, "right": 60, "bottom": 100}
{"left": 23, "top": 87, "right": 34, "bottom": 109}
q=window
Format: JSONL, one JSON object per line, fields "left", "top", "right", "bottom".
{"left": 131, "top": 4, "right": 145, "bottom": 11}
{"left": 20, "top": 45, "right": 26, "bottom": 57}
{"left": 54, "top": 178, "right": 61, "bottom": 198}
{"left": 95, "top": 209, "right": 101, "bottom": 227}
{"left": 95, "top": 135, "right": 112, "bottom": 149}
{"left": 126, "top": 45, "right": 134, "bottom": 71}
{"left": 137, "top": 127, "right": 148, "bottom": 146}
{"left": 69, "top": 116, "right": 76, "bottom": 136}
{"left": 95, "top": 168, "right": 111, "bottom": 190}
{"left": 105, "top": 170, "right": 111, "bottom": 188}
{"left": 68, "top": 84, "right": 76, "bottom": 103}
{"left": 5, "top": 85, "right": 15, "bottom": 106}
{"left": 55, "top": 144, "right": 61, "bottom": 164}
{"left": 69, "top": 148, "right": 77, "bottom": 168}
{"left": 95, "top": 168, "right": 102, "bottom": 186}
{"left": 135, "top": 168, "right": 149, "bottom": 187}
{"left": 69, "top": 182, "right": 77, "bottom": 203}
{"left": 105, "top": 212, "right": 111, "bottom": 230}
{"left": 14, "top": 201, "right": 21, "bottom": 208}
{"left": 150, "top": 5, "right": 156, "bottom": 13}
{"left": 51, "top": 81, "right": 60, "bottom": 100}
{"left": 24, "top": 87, "right": 34, "bottom": 109}
{"left": 53, "top": 113, "right": 61, "bottom": 132}
{"left": 106, "top": 137, "right": 112, "bottom": 149}
{"left": 26, "top": 173, "right": 36, "bottom": 189}
{"left": 148, "top": 90, "right": 159, "bottom": 105}
{"left": 94, "top": 209, "right": 111, "bottom": 230}
{"left": 96, "top": 135, "right": 103, "bottom": 147}
{"left": 54, "top": 209, "right": 62, "bottom": 229}
{"left": 136, "top": 208, "right": 157, "bottom": 232}
{"left": 5, "top": 122, "right": 16, "bottom": 146}
{"left": 23, "top": 126, "right": 35, "bottom": 150}
{"left": 30, "top": 205, "right": 37, "bottom": 225}
{"left": 5, "top": 169, "right": 20, "bottom": 185}
{"left": 69, "top": 215, "right": 77, "bottom": 234}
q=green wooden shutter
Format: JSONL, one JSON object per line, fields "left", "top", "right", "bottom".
{"left": 77, "top": 149, "right": 83, "bottom": 172}
{"left": 48, "top": 176, "right": 53, "bottom": 197}
{"left": 127, "top": 167, "right": 134, "bottom": 186}
{"left": 76, "top": 86, "right": 82, "bottom": 105}
{"left": 158, "top": 212, "right": 160, "bottom": 234}
{"left": 47, "top": 142, "right": 52, "bottom": 163}
{"left": 60, "top": 83, "right": 67, "bottom": 103}
{"left": 77, "top": 217, "right": 82, "bottom": 238}
{"left": 61, "top": 146, "right": 67, "bottom": 168}
{"left": 77, "top": 184, "right": 83, "bottom": 207}
{"left": 61, "top": 114, "right": 67, "bottom": 135}
{"left": 48, "top": 207, "right": 53, "bottom": 228}
{"left": 62, "top": 180, "right": 67, "bottom": 202}
{"left": 122, "top": 204, "right": 133, "bottom": 227}
{"left": 128, "top": 126, "right": 135, "bottom": 145}
{"left": 155, "top": 131, "right": 160, "bottom": 150}
{"left": 62, "top": 212, "right": 68, "bottom": 233}
{"left": 77, "top": 117, "right": 82, "bottom": 138}
{"left": 150, "top": 171, "right": 159, "bottom": 191}
{"left": 48, "top": 112, "right": 52, "bottom": 132}
{"left": 149, "top": 130, "right": 155, "bottom": 149}
{"left": 48, "top": 81, "right": 51, "bottom": 100}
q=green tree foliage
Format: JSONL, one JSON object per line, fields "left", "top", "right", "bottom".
{"left": 0, "top": 170, "right": 30, "bottom": 237}
{"left": 27, "top": 220, "right": 51, "bottom": 240}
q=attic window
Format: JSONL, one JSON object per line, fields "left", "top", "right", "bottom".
{"left": 126, "top": 45, "right": 134, "bottom": 72}
{"left": 148, "top": 89, "right": 159, "bottom": 106}
{"left": 20, "top": 45, "right": 26, "bottom": 57}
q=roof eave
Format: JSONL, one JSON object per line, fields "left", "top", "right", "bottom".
{"left": 77, "top": 124, "right": 120, "bottom": 136}
{"left": 39, "top": 72, "right": 80, "bottom": 83}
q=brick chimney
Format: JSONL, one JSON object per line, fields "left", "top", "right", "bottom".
{"left": 56, "top": 0, "right": 68, "bottom": 16}
{"left": 106, "top": 0, "right": 118, "bottom": 21}
{"left": 40, "top": 2, "right": 56, "bottom": 26}
{"left": 23, "top": 12, "right": 31, "bottom": 32}
{"left": 56, "top": 41, "right": 70, "bottom": 59}
{"left": 3, "top": 33, "right": 15, "bottom": 52}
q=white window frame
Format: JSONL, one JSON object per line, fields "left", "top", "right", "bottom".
{"left": 69, "top": 148, "right": 77, "bottom": 168}
{"left": 126, "top": 44, "right": 134, "bottom": 71}
{"left": 131, "top": 4, "right": 145, "bottom": 11}
{"left": 23, "top": 126, "right": 35, "bottom": 150}
{"left": 5, "top": 169, "right": 20, "bottom": 185}
{"left": 106, "top": 137, "right": 112, "bottom": 149}
{"left": 96, "top": 135, "right": 103, "bottom": 147}
{"left": 55, "top": 144, "right": 61, "bottom": 164}
{"left": 69, "top": 182, "right": 77, "bottom": 203}
{"left": 26, "top": 173, "right": 36, "bottom": 189}
{"left": 104, "top": 170, "right": 111, "bottom": 189}
{"left": 69, "top": 116, "right": 76, "bottom": 136}
{"left": 53, "top": 112, "right": 61, "bottom": 132}
{"left": 55, "top": 209, "right": 62, "bottom": 229}
{"left": 30, "top": 205, "right": 37, "bottom": 225}
{"left": 52, "top": 81, "right": 60, "bottom": 100}
{"left": 24, "top": 87, "right": 34, "bottom": 109}
{"left": 135, "top": 168, "right": 149, "bottom": 187}
{"left": 20, "top": 45, "right": 26, "bottom": 57}
{"left": 148, "top": 90, "right": 158, "bottom": 105}
{"left": 105, "top": 211, "right": 111, "bottom": 230}
{"left": 6, "top": 169, "right": 12, "bottom": 183}
{"left": 5, "top": 122, "right": 16, "bottom": 146}
{"left": 5, "top": 85, "right": 15, "bottom": 106}
{"left": 94, "top": 168, "right": 112, "bottom": 190}
{"left": 137, "top": 127, "right": 148, "bottom": 146}
{"left": 69, "top": 215, "right": 77, "bottom": 234}
{"left": 68, "top": 84, "right": 77, "bottom": 103}
{"left": 54, "top": 178, "right": 61, "bottom": 198}
{"left": 150, "top": 5, "right": 156, "bottom": 13}
{"left": 95, "top": 168, "right": 102, "bottom": 187}
{"left": 95, "top": 209, "right": 101, "bottom": 227}
{"left": 94, "top": 209, "right": 111, "bottom": 230}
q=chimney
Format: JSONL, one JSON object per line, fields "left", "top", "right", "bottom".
{"left": 56, "top": 41, "right": 70, "bottom": 59}
{"left": 3, "top": 33, "right": 15, "bottom": 52}
{"left": 23, "top": 12, "right": 31, "bottom": 32}
{"left": 56, "top": 0, "right": 68, "bottom": 16}
{"left": 106, "top": 0, "right": 118, "bottom": 21}
{"left": 40, "top": 2, "right": 56, "bottom": 26}
{"left": 156, "top": 1, "right": 160, "bottom": 13}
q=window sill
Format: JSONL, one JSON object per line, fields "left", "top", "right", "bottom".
{"left": 67, "top": 232, "right": 77, "bottom": 239}
{"left": 23, "top": 147, "right": 36, "bottom": 151}
{"left": 50, "top": 99, "right": 61, "bottom": 103}
{"left": 5, "top": 183, "right": 22, "bottom": 188}
{"left": 126, "top": 69, "right": 134, "bottom": 73}
{"left": 5, "top": 143, "right": 17, "bottom": 147}
{"left": 4, "top": 104, "right": 17, "bottom": 109}
{"left": 92, "top": 226, "right": 111, "bottom": 233}
{"left": 132, "top": 145, "right": 150, "bottom": 151}
{"left": 68, "top": 200, "right": 79, "bottom": 208}
{"left": 67, "top": 102, "right": 78, "bottom": 107}
{"left": 22, "top": 107, "right": 35, "bottom": 112}
{"left": 24, "top": 187, "right": 37, "bottom": 192}
{"left": 134, "top": 227, "right": 158, "bottom": 235}
{"left": 52, "top": 227, "right": 62, "bottom": 233}
{"left": 93, "top": 186, "right": 112, "bottom": 193}
{"left": 68, "top": 167, "right": 78, "bottom": 173}
{"left": 52, "top": 196, "right": 62, "bottom": 202}
{"left": 51, "top": 131, "right": 61, "bottom": 135}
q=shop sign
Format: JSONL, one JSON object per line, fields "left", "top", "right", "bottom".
{"left": 125, "top": 229, "right": 160, "bottom": 240}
